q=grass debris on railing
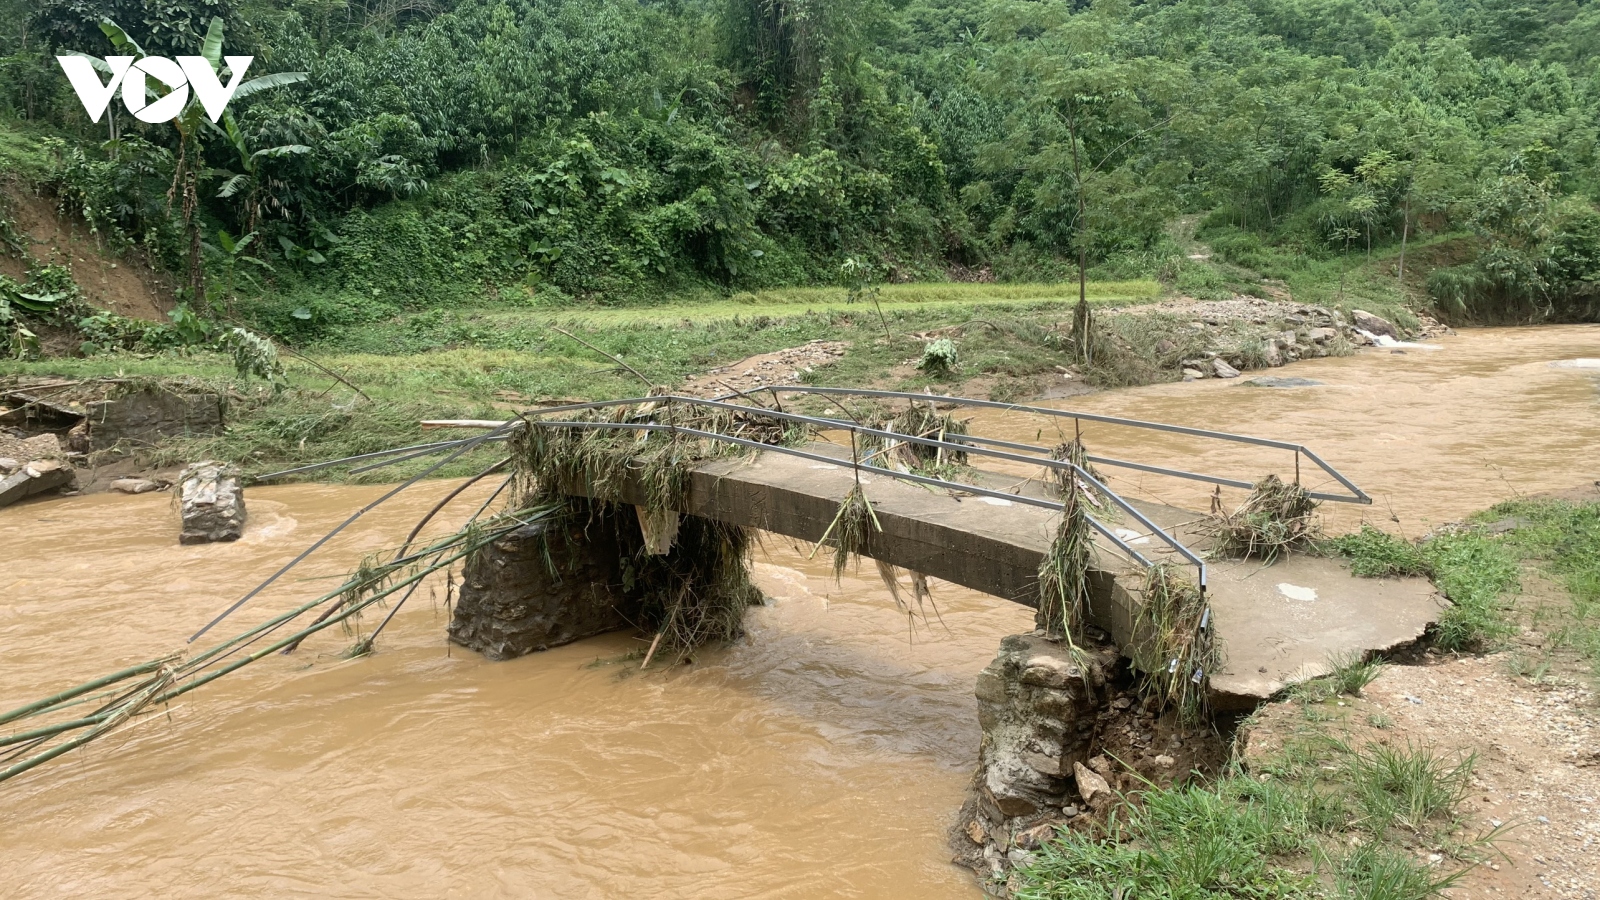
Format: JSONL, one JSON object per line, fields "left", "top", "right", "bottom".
{"left": 512, "top": 399, "right": 796, "bottom": 512}
{"left": 816, "top": 482, "right": 881, "bottom": 580}
{"left": 1209, "top": 474, "right": 1319, "bottom": 561}
{"left": 1037, "top": 480, "right": 1094, "bottom": 642}
{"left": 861, "top": 401, "right": 969, "bottom": 471}
{"left": 1129, "top": 562, "right": 1219, "bottom": 723}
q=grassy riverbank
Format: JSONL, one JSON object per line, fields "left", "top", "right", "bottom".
{"left": 1017, "top": 496, "right": 1600, "bottom": 900}
{"left": 0, "top": 284, "right": 1294, "bottom": 482}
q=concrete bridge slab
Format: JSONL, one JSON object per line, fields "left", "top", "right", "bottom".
{"left": 568, "top": 441, "right": 1443, "bottom": 708}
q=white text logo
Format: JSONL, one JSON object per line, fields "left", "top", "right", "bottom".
{"left": 56, "top": 55, "right": 254, "bottom": 124}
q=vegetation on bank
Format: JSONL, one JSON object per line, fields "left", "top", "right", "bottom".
{"left": 0, "top": 293, "right": 1162, "bottom": 477}
{"left": 1, "top": 0, "right": 1597, "bottom": 357}
{"left": 1016, "top": 728, "right": 1487, "bottom": 900}
{"left": 1329, "top": 498, "right": 1600, "bottom": 672}
{"left": 1017, "top": 497, "right": 1600, "bottom": 900}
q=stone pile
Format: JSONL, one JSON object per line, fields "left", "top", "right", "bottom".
{"left": 1181, "top": 305, "right": 1401, "bottom": 381}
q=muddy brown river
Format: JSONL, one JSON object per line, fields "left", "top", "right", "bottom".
{"left": 2, "top": 326, "right": 1597, "bottom": 897}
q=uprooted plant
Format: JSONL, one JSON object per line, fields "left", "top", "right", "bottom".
{"left": 1037, "top": 476, "right": 1095, "bottom": 643}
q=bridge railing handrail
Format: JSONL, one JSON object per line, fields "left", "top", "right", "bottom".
{"left": 640, "top": 394, "right": 1210, "bottom": 582}
{"left": 513, "top": 393, "right": 1208, "bottom": 586}
{"left": 728, "top": 385, "right": 1372, "bottom": 505}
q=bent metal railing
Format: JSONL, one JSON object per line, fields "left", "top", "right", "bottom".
{"left": 729, "top": 386, "right": 1371, "bottom": 506}
{"left": 286, "top": 387, "right": 1366, "bottom": 596}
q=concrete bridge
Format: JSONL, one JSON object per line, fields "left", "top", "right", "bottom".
{"left": 441, "top": 388, "right": 1443, "bottom": 708}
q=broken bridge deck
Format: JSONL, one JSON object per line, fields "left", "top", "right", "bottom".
{"left": 574, "top": 440, "right": 1443, "bottom": 709}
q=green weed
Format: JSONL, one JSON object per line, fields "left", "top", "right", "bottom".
{"left": 1327, "top": 526, "right": 1432, "bottom": 578}
{"left": 1015, "top": 734, "right": 1482, "bottom": 900}
{"left": 1346, "top": 742, "right": 1475, "bottom": 835}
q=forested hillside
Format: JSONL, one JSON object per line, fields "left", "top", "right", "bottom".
{"left": 1, "top": 0, "right": 1597, "bottom": 342}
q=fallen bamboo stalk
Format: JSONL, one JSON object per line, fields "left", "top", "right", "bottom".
{"left": 0, "top": 519, "right": 533, "bottom": 784}
{"left": 0, "top": 654, "right": 180, "bottom": 727}
{"left": 188, "top": 423, "right": 515, "bottom": 644}
{"left": 640, "top": 631, "right": 665, "bottom": 670}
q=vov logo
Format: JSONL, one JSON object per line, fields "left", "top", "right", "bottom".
{"left": 58, "top": 54, "right": 255, "bottom": 124}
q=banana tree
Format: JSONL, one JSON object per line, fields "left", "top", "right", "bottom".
{"left": 86, "top": 17, "right": 305, "bottom": 305}
{"left": 215, "top": 116, "right": 309, "bottom": 237}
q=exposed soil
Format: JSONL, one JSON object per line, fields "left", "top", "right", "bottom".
{"left": 1241, "top": 653, "right": 1600, "bottom": 900}
{"left": 678, "top": 339, "right": 848, "bottom": 397}
{"left": 1, "top": 185, "right": 174, "bottom": 321}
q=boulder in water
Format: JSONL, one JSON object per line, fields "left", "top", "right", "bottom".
{"left": 1351, "top": 309, "right": 1399, "bottom": 340}
{"left": 177, "top": 461, "right": 246, "bottom": 544}
{"left": 1243, "top": 376, "right": 1323, "bottom": 388}
{"left": 0, "top": 458, "right": 76, "bottom": 509}
{"left": 111, "top": 477, "right": 162, "bottom": 494}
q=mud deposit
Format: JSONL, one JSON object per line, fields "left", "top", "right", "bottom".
{"left": 2, "top": 326, "right": 1598, "bottom": 897}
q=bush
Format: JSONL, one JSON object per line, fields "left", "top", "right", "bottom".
{"left": 917, "top": 338, "right": 958, "bottom": 375}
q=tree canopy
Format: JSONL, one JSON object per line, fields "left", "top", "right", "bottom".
{"left": 1, "top": 0, "right": 1596, "bottom": 331}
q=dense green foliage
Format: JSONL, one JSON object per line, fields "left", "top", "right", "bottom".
{"left": 0, "top": 0, "right": 1597, "bottom": 337}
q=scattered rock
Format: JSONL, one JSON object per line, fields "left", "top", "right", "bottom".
{"left": 1073, "top": 761, "right": 1114, "bottom": 811}
{"left": 1264, "top": 341, "right": 1284, "bottom": 367}
{"left": 1153, "top": 754, "right": 1176, "bottom": 769}
{"left": 177, "top": 461, "right": 247, "bottom": 544}
{"left": 110, "top": 477, "right": 162, "bottom": 495}
{"left": 1155, "top": 339, "right": 1177, "bottom": 355}
{"left": 965, "top": 818, "right": 987, "bottom": 845}
{"left": 0, "top": 431, "right": 62, "bottom": 466}
{"left": 1181, "top": 368, "right": 1205, "bottom": 382}
{"left": 1350, "top": 309, "right": 1399, "bottom": 340}
{"left": 1306, "top": 327, "right": 1337, "bottom": 344}
{"left": 0, "top": 458, "right": 76, "bottom": 509}
{"left": 679, "top": 340, "right": 849, "bottom": 397}
{"left": 1211, "top": 358, "right": 1241, "bottom": 379}
{"left": 1013, "top": 823, "right": 1056, "bottom": 850}
{"left": 0, "top": 457, "right": 17, "bottom": 474}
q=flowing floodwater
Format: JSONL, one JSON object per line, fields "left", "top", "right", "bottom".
{"left": 2, "top": 326, "right": 1597, "bottom": 897}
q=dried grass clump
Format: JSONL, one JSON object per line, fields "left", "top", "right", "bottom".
{"left": 512, "top": 400, "right": 793, "bottom": 511}
{"left": 1130, "top": 563, "right": 1219, "bottom": 722}
{"left": 862, "top": 402, "right": 969, "bottom": 471}
{"left": 1037, "top": 486, "right": 1094, "bottom": 641}
{"left": 816, "top": 482, "right": 880, "bottom": 579}
{"left": 1047, "top": 437, "right": 1106, "bottom": 504}
{"left": 1208, "top": 474, "right": 1319, "bottom": 561}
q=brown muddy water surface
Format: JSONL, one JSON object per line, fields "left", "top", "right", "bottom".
{"left": 2, "top": 326, "right": 1598, "bottom": 897}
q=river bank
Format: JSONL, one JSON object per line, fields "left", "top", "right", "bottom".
{"left": 0, "top": 292, "right": 1426, "bottom": 493}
